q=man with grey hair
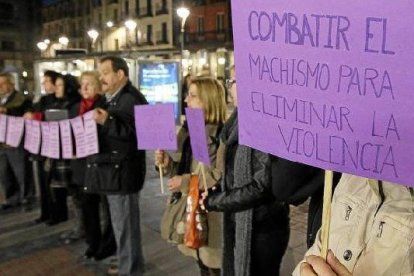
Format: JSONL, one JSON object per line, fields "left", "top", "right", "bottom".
{"left": 0, "top": 72, "right": 32, "bottom": 209}
{"left": 86, "top": 56, "right": 148, "bottom": 275}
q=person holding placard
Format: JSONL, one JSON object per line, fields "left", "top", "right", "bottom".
{"left": 24, "top": 70, "right": 60, "bottom": 222}
{"left": 69, "top": 71, "right": 116, "bottom": 260}
{"left": 43, "top": 74, "right": 80, "bottom": 225}
{"left": 155, "top": 77, "right": 226, "bottom": 276}
{"left": 0, "top": 72, "right": 32, "bottom": 210}
{"left": 294, "top": 174, "right": 414, "bottom": 276}
{"left": 86, "top": 56, "right": 148, "bottom": 276}
{"left": 200, "top": 66, "right": 290, "bottom": 276}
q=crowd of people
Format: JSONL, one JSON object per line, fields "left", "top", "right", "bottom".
{"left": 0, "top": 56, "right": 413, "bottom": 276}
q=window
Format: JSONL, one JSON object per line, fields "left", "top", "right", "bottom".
{"left": 146, "top": 0, "right": 152, "bottom": 15}
{"left": 1, "top": 41, "right": 15, "bottom": 51}
{"left": 0, "top": 2, "right": 13, "bottom": 20}
{"left": 98, "top": 13, "right": 102, "bottom": 26}
{"left": 162, "top": 22, "right": 167, "bottom": 42}
{"left": 125, "top": 0, "right": 129, "bottom": 16}
{"left": 147, "top": 25, "right": 152, "bottom": 43}
{"left": 113, "top": 8, "right": 118, "bottom": 21}
{"left": 197, "top": 17, "right": 204, "bottom": 35}
{"left": 216, "top": 13, "right": 224, "bottom": 33}
{"left": 135, "top": 0, "right": 140, "bottom": 16}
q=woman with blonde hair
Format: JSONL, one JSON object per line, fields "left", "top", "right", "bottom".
{"left": 156, "top": 77, "right": 226, "bottom": 275}
{"left": 69, "top": 71, "right": 116, "bottom": 260}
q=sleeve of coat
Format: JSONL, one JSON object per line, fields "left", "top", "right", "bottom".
{"left": 292, "top": 229, "right": 323, "bottom": 276}
{"left": 205, "top": 149, "right": 273, "bottom": 213}
{"left": 101, "top": 94, "right": 140, "bottom": 140}
{"left": 271, "top": 156, "right": 325, "bottom": 205}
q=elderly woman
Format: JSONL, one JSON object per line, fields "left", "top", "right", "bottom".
{"left": 69, "top": 71, "right": 116, "bottom": 260}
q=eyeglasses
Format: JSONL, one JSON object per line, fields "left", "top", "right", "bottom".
{"left": 225, "top": 79, "right": 236, "bottom": 90}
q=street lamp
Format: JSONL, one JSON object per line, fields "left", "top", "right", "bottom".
{"left": 125, "top": 19, "right": 137, "bottom": 47}
{"left": 177, "top": 7, "right": 190, "bottom": 66}
{"left": 106, "top": 21, "right": 114, "bottom": 28}
{"left": 87, "top": 29, "right": 99, "bottom": 51}
{"left": 37, "top": 41, "right": 48, "bottom": 51}
{"left": 58, "top": 36, "right": 69, "bottom": 48}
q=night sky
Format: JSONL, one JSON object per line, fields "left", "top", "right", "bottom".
{"left": 42, "top": 0, "right": 58, "bottom": 5}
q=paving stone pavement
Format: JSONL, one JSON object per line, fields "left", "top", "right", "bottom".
{"left": 0, "top": 153, "right": 309, "bottom": 275}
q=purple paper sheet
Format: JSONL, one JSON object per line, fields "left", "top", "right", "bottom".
{"left": 83, "top": 111, "right": 99, "bottom": 156}
{"left": 48, "top": 121, "right": 60, "bottom": 159}
{"left": 40, "top": 122, "right": 50, "bottom": 157}
{"left": 59, "top": 120, "right": 73, "bottom": 159}
{"left": 232, "top": 0, "right": 414, "bottom": 186}
{"left": 185, "top": 108, "right": 211, "bottom": 166}
{"left": 0, "top": 114, "right": 6, "bottom": 143}
{"left": 134, "top": 104, "right": 177, "bottom": 150}
{"left": 24, "top": 120, "right": 41, "bottom": 154}
{"left": 6, "top": 116, "right": 24, "bottom": 147}
{"left": 70, "top": 116, "right": 87, "bottom": 158}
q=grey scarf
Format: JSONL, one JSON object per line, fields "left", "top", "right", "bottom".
{"left": 221, "top": 109, "right": 254, "bottom": 276}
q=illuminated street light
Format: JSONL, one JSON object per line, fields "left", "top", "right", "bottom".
{"left": 125, "top": 19, "right": 137, "bottom": 31}
{"left": 37, "top": 41, "right": 48, "bottom": 51}
{"left": 106, "top": 21, "right": 114, "bottom": 28}
{"left": 44, "top": 39, "right": 50, "bottom": 44}
{"left": 177, "top": 7, "right": 190, "bottom": 74}
{"left": 58, "top": 36, "right": 69, "bottom": 47}
{"left": 124, "top": 20, "right": 137, "bottom": 47}
{"left": 218, "top": 57, "right": 226, "bottom": 65}
{"left": 87, "top": 29, "right": 99, "bottom": 51}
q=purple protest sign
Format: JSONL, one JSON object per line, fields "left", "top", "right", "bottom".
{"left": 26, "top": 120, "right": 41, "bottom": 154}
{"left": 48, "top": 122, "right": 60, "bottom": 159}
{"left": 24, "top": 120, "right": 31, "bottom": 151}
{"left": 134, "top": 104, "right": 177, "bottom": 150}
{"left": 185, "top": 108, "right": 211, "bottom": 166}
{"left": 59, "top": 120, "right": 73, "bottom": 159}
{"left": 0, "top": 114, "right": 6, "bottom": 143}
{"left": 40, "top": 122, "right": 50, "bottom": 157}
{"left": 83, "top": 111, "right": 99, "bottom": 156}
{"left": 6, "top": 116, "right": 24, "bottom": 147}
{"left": 232, "top": 0, "right": 414, "bottom": 186}
{"left": 70, "top": 116, "right": 87, "bottom": 158}
{"left": 25, "top": 120, "right": 41, "bottom": 154}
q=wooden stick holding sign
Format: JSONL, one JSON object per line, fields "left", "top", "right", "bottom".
{"left": 320, "top": 170, "right": 333, "bottom": 260}
{"left": 134, "top": 104, "right": 178, "bottom": 194}
{"left": 200, "top": 165, "right": 209, "bottom": 196}
{"left": 185, "top": 108, "right": 212, "bottom": 195}
{"left": 159, "top": 164, "right": 165, "bottom": 194}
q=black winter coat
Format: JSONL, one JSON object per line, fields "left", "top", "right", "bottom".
{"left": 270, "top": 156, "right": 341, "bottom": 247}
{"left": 84, "top": 81, "right": 148, "bottom": 194}
{"left": 69, "top": 96, "right": 106, "bottom": 187}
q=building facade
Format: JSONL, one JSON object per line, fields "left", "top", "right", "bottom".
{"left": 38, "top": 0, "right": 234, "bottom": 78}
{"left": 40, "top": 0, "right": 174, "bottom": 54}
{"left": 0, "top": 0, "right": 42, "bottom": 93}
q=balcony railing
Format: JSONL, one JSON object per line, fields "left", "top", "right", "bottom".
{"left": 155, "top": 7, "right": 168, "bottom": 15}
{"left": 186, "top": 30, "right": 232, "bottom": 43}
{"left": 137, "top": 7, "right": 153, "bottom": 18}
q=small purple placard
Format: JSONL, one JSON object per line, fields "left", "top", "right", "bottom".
{"left": 83, "top": 111, "right": 99, "bottom": 156}
{"left": 70, "top": 116, "right": 87, "bottom": 158}
{"left": 40, "top": 122, "right": 50, "bottom": 157}
{"left": 185, "top": 108, "right": 211, "bottom": 166}
{"left": 6, "top": 116, "right": 24, "bottom": 147}
{"left": 0, "top": 114, "right": 6, "bottom": 143}
{"left": 134, "top": 104, "right": 177, "bottom": 150}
